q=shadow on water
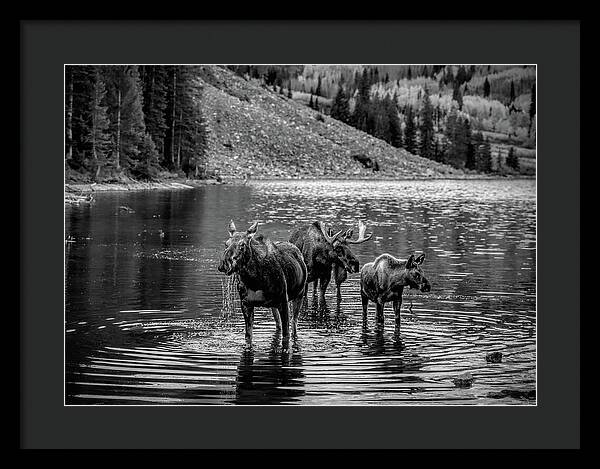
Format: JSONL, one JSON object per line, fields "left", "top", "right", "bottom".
{"left": 233, "top": 331, "right": 305, "bottom": 405}
{"left": 359, "top": 323, "right": 427, "bottom": 373}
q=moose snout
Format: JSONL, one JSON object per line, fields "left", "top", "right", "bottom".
{"left": 420, "top": 279, "right": 432, "bottom": 292}
{"left": 350, "top": 260, "right": 360, "bottom": 273}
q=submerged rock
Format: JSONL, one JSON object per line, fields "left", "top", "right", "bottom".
{"left": 453, "top": 372, "right": 475, "bottom": 388}
{"left": 486, "top": 351, "right": 503, "bottom": 363}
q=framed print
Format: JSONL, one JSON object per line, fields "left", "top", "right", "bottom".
{"left": 21, "top": 19, "right": 580, "bottom": 449}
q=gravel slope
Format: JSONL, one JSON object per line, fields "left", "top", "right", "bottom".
{"left": 198, "top": 66, "right": 467, "bottom": 180}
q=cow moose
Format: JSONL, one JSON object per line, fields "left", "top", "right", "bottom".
{"left": 289, "top": 220, "right": 372, "bottom": 304}
{"left": 218, "top": 220, "right": 307, "bottom": 345}
{"left": 360, "top": 253, "right": 431, "bottom": 329}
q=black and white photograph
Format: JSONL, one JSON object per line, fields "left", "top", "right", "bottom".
{"left": 64, "top": 64, "right": 537, "bottom": 406}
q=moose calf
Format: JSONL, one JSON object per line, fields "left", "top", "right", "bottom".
{"left": 360, "top": 253, "right": 431, "bottom": 328}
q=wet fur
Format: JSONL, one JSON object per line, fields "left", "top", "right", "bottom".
{"left": 360, "top": 253, "right": 430, "bottom": 328}
{"left": 219, "top": 231, "right": 307, "bottom": 342}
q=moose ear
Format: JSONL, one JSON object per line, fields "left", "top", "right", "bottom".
{"left": 247, "top": 221, "right": 259, "bottom": 235}
{"left": 228, "top": 220, "right": 237, "bottom": 237}
{"left": 406, "top": 254, "right": 415, "bottom": 269}
{"left": 345, "top": 229, "right": 354, "bottom": 239}
{"left": 415, "top": 253, "right": 425, "bottom": 265}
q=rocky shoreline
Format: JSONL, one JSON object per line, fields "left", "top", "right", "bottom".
{"left": 64, "top": 179, "right": 221, "bottom": 194}
{"left": 65, "top": 174, "right": 534, "bottom": 195}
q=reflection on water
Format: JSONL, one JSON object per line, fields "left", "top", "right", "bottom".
{"left": 65, "top": 179, "right": 536, "bottom": 405}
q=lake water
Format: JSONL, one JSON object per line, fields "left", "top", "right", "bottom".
{"left": 65, "top": 179, "right": 536, "bottom": 405}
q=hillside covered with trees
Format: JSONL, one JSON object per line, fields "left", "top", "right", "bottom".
{"left": 65, "top": 65, "right": 535, "bottom": 184}
{"left": 228, "top": 64, "right": 536, "bottom": 175}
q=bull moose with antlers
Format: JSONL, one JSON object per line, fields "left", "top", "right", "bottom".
{"left": 217, "top": 220, "right": 307, "bottom": 345}
{"left": 289, "top": 220, "right": 372, "bottom": 304}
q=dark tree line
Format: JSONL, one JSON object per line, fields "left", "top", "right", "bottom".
{"left": 65, "top": 65, "right": 208, "bottom": 181}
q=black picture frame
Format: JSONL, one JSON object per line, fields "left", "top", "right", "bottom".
{"left": 20, "top": 19, "right": 580, "bottom": 449}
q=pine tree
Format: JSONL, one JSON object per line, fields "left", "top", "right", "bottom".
{"left": 456, "top": 65, "right": 467, "bottom": 85}
{"left": 529, "top": 83, "right": 536, "bottom": 137}
{"left": 468, "top": 65, "right": 476, "bottom": 81}
{"left": 444, "top": 108, "right": 471, "bottom": 168}
{"left": 371, "top": 96, "right": 390, "bottom": 141}
{"left": 465, "top": 141, "right": 476, "bottom": 170}
{"left": 419, "top": 88, "right": 435, "bottom": 159}
{"left": 86, "top": 68, "right": 112, "bottom": 179}
{"left": 119, "top": 66, "right": 149, "bottom": 171}
{"left": 331, "top": 84, "right": 350, "bottom": 124}
{"left": 474, "top": 133, "right": 492, "bottom": 172}
{"left": 452, "top": 82, "right": 463, "bottom": 110}
{"left": 65, "top": 66, "right": 74, "bottom": 161}
{"left": 171, "top": 66, "right": 208, "bottom": 176}
{"left": 140, "top": 65, "right": 169, "bottom": 161}
{"left": 352, "top": 68, "right": 371, "bottom": 131}
{"left": 433, "top": 137, "right": 443, "bottom": 162}
{"left": 404, "top": 106, "right": 417, "bottom": 155}
{"left": 483, "top": 77, "right": 491, "bottom": 98}
{"left": 309, "top": 93, "right": 314, "bottom": 109}
{"left": 315, "top": 75, "right": 322, "bottom": 96}
{"left": 103, "top": 66, "right": 153, "bottom": 173}
{"left": 387, "top": 92, "right": 403, "bottom": 148}
{"left": 67, "top": 65, "right": 96, "bottom": 171}
{"left": 506, "top": 146, "right": 520, "bottom": 171}
{"left": 510, "top": 80, "right": 516, "bottom": 103}
{"left": 287, "top": 81, "right": 293, "bottom": 98}
{"left": 407, "top": 66, "right": 412, "bottom": 80}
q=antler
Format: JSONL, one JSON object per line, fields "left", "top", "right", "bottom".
{"left": 346, "top": 220, "right": 373, "bottom": 244}
{"left": 318, "top": 221, "right": 344, "bottom": 244}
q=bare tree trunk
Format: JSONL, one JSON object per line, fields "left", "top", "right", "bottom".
{"left": 92, "top": 77, "right": 102, "bottom": 181}
{"left": 92, "top": 83, "right": 97, "bottom": 178}
{"left": 66, "top": 68, "right": 73, "bottom": 160}
{"left": 194, "top": 121, "right": 199, "bottom": 178}
{"left": 176, "top": 108, "right": 183, "bottom": 170}
{"left": 170, "top": 69, "right": 177, "bottom": 166}
{"left": 116, "top": 88, "right": 121, "bottom": 170}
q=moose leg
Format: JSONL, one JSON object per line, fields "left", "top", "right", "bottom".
{"left": 272, "top": 307, "right": 282, "bottom": 332}
{"left": 319, "top": 274, "right": 331, "bottom": 304}
{"left": 241, "top": 302, "right": 255, "bottom": 342}
{"left": 375, "top": 302, "right": 385, "bottom": 324}
{"left": 291, "top": 294, "right": 304, "bottom": 337}
{"left": 361, "top": 292, "right": 369, "bottom": 322}
{"left": 278, "top": 300, "right": 291, "bottom": 350}
{"left": 333, "top": 264, "right": 347, "bottom": 302}
{"left": 393, "top": 299, "right": 402, "bottom": 330}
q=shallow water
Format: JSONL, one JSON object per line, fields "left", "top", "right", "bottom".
{"left": 65, "top": 179, "right": 536, "bottom": 405}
